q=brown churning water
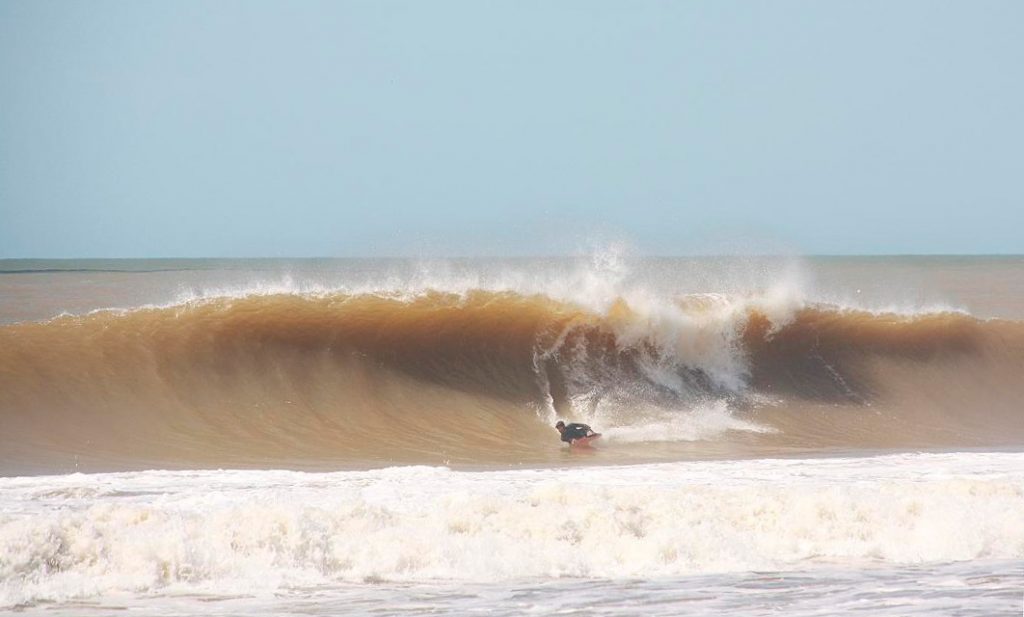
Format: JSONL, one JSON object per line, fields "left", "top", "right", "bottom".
{"left": 1, "top": 256, "right": 1022, "bottom": 474}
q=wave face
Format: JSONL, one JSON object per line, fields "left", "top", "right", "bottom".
{"left": 2, "top": 285, "right": 1023, "bottom": 472}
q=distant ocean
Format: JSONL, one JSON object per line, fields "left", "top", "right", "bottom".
{"left": 2, "top": 255, "right": 1022, "bottom": 615}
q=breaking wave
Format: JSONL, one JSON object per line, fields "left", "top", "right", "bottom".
{"left": 1, "top": 286, "right": 1022, "bottom": 472}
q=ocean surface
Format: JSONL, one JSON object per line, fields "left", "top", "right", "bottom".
{"left": 1, "top": 254, "right": 1022, "bottom": 615}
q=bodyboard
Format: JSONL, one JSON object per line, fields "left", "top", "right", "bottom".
{"left": 570, "top": 434, "right": 602, "bottom": 448}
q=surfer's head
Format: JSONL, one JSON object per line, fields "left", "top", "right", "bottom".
{"left": 555, "top": 420, "right": 565, "bottom": 433}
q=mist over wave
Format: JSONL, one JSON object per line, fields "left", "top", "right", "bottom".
{"left": 2, "top": 253, "right": 1023, "bottom": 472}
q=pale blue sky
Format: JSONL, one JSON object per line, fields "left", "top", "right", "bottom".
{"left": 1, "top": 1, "right": 1022, "bottom": 257}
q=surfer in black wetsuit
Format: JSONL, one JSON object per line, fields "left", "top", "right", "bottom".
{"left": 555, "top": 420, "right": 598, "bottom": 445}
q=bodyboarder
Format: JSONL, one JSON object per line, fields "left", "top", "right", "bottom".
{"left": 555, "top": 420, "right": 601, "bottom": 446}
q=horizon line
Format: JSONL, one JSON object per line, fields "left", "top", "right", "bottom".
{"left": 1, "top": 253, "right": 1022, "bottom": 262}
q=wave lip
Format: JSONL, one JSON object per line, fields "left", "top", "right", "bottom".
{"left": 2, "top": 453, "right": 1023, "bottom": 608}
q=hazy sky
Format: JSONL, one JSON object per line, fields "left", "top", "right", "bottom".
{"left": 1, "top": 1, "right": 1022, "bottom": 257}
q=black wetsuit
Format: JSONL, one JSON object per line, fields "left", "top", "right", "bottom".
{"left": 560, "top": 423, "right": 594, "bottom": 443}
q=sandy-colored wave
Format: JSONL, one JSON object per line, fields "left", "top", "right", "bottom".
{"left": 1, "top": 291, "right": 1022, "bottom": 472}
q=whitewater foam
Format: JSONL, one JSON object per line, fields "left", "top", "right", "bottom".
{"left": 2, "top": 452, "right": 1023, "bottom": 608}
{"left": 599, "top": 401, "right": 775, "bottom": 443}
